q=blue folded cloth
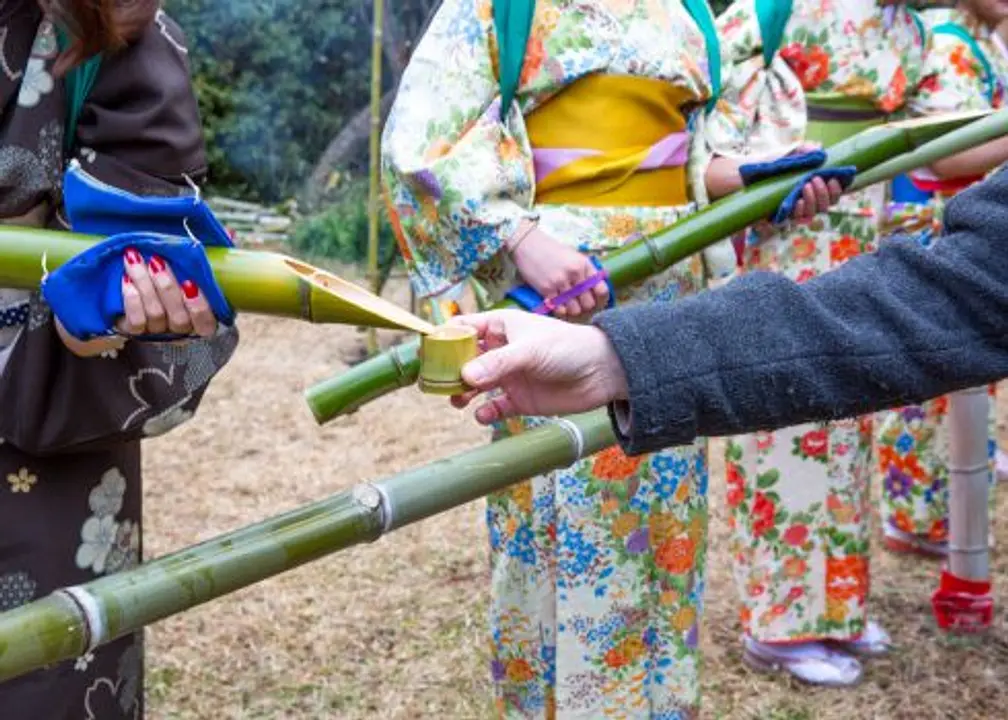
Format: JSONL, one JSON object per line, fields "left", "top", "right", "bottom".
{"left": 48, "top": 163, "right": 236, "bottom": 341}
{"left": 63, "top": 162, "right": 235, "bottom": 248}
{"left": 506, "top": 256, "right": 615, "bottom": 313}
{"left": 42, "top": 232, "right": 235, "bottom": 341}
{"left": 891, "top": 173, "right": 934, "bottom": 204}
{"left": 772, "top": 166, "right": 858, "bottom": 224}
{"left": 739, "top": 149, "right": 827, "bottom": 186}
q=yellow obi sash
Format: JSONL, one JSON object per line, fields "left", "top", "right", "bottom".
{"left": 524, "top": 74, "right": 696, "bottom": 207}
{"left": 805, "top": 93, "right": 890, "bottom": 147}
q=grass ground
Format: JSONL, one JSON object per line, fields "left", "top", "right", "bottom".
{"left": 142, "top": 276, "right": 1008, "bottom": 719}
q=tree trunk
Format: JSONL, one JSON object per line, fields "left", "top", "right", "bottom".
{"left": 300, "top": 90, "right": 396, "bottom": 212}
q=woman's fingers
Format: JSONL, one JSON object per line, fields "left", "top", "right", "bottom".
{"left": 811, "top": 176, "right": 830, "bottom": 214}
{"left": 474, "top": 393, "right": 516, "bottom": 425}
{"left": 801, "top": 183, "right": 817, "bottom": 219}
{"left": 116, "top": 274, "right": 147, "bottom": 335}
{"left": 123, "top": 248, "right": 167, "bottom": 334}
{"left": 180, "top": 280, "right": 217, "bottom": 338}
{"left": 148, "top": 255, "right": 192, "bottom": 335}
{"left": 827, "top": 178, "right": 844, "bottom": 203}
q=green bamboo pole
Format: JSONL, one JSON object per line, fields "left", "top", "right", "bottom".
{"left": 365, "top": 0, "right": 386, "bottom": 356}
{"left": 0, "top": 411, "right": 615, "bottom": 682}
{"left": 304, "top": 108, "right": 1007, "bottom": 424}
{"left": 0, "top": 226, "right": 434, "bottom": 335}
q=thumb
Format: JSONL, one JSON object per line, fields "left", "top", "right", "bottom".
{"left": 461, "top": 343, "right": 533, "bottom": 390}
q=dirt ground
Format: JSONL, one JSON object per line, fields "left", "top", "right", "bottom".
{"left": 142, "top": 276, "right": 1008, "bottom": 720}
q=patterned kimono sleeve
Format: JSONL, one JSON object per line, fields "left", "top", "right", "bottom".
{"left": 381, "top": 0, "right": 537, "bottom": 299}
{"left": 0, "top": 13, "right": 238, "bottom": 456}
{"left": 703, "top": 0, "right": 806, "bottom": 162}
{"left": 698, "top": 0, "right": 806, "bottom": 278}
{"left": 910, "top": 31, "right": 994, "bottom": 114}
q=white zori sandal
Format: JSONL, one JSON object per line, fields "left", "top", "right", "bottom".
{"left": 741, "top": 621, "right": 891, "bottom": 687}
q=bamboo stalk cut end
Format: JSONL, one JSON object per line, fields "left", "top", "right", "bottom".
{"left": 282, "top": 258, "right": 435, "bottom": 334}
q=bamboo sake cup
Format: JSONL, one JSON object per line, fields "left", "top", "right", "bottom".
{"left": 418, "top": 325, "right": 479, "bottom": 395}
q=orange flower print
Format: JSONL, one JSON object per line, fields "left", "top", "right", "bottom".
{"left": 510, "top": 482, "right": 533, "bottom": 514}
{"left": 611, "top": 512, "right": 640, "bottom": 539}
{"left": 740, "top": 605, "right": 753, "bottom": 628}
{"left": 592, "top": 447, "right": 642, "bottom": 481}
{"left": 825, "top": 555, "right": 868, "bottom": 603}
{"left": 780, "top": 43, "right": 830, "bottom": 90}
{"left": 384, "top": 199, "right": 413, "bottom": 264}
{"left": 506, "top": 658, "right": 535, "bottom": 682}
{"left": 650, "top": 512, "right": 685, "bottom": 547}
{"left": 951, "top": 45, "right": 980, "bottom": 78}
{"left": 603, "top": 214, "right": 638, "bottom": 240}
{"left": 830, "top": 235, "right": 861, "bottom": 265}
{"left": 783, "top": 556, "right": 807, "bottom": 579}
{"left": 878, "top": 66, "right": 907, "bottom": 114}
{"left": 892, "top": 509, "right": 915, "bottom": 534}
{"left": 826, "top": 598, "right": 848, "bottom": 623}
{"left": 934, "top": 395, "right": 949, "bottom": 416}
{"left": 604, "top": 647, "right": 629, "bottom": 669}
{"left": 499, "top": 137, "right": 522, "bottom": 162}
{"left": 423, "top": 138, "right": 452, "bottom": 162}
{"left": 928, "top": 519, "right": 948, "bottom": 543}
{"left": 621, "top": 636, "right": 647, "bottom": 662}
{"left": 601, "top": 497, "right": 620, "bottom": 516}
{"left": 519, "top": 35, "right": 546, "bottom": 86}
{"left": 791, "top": 236, "right": 816, "bottom": 261}
{"left": 656, "top": 537, "right": 696, "bottom": 575}
{"left": 672, "top": 606, "right": 697, "bottom": 632}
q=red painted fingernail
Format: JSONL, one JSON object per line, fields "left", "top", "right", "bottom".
{"left": 123, "top": 272, "right": 131, "bottom": 285}
{"left": 124, "top": 248, "right": 142, "bottom": 265}
{"left": 149, "top": 255, "right": 166, "bottom": 274}
{"left": 181, "top": 280, "right": 199, "bottom": 299}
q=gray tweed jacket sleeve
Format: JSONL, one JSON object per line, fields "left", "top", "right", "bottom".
{"left": 593, "top": 166, "right": 1008, "bottom": 456}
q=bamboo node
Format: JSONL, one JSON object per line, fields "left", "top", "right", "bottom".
{"left": 553, "top": 417, "right": 585, "bottom": 462}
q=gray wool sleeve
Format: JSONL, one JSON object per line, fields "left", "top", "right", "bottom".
{"left": 593, "top": 166, "right": 1008, "bottom": 456}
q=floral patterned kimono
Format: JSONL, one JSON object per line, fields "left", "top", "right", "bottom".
{"left": 0, "top": 9, "right": 237, "bottom": 719}
{"left": 875, "top": 4, "right": 1008, "bottom": 552}
{"left": 709, "top": 0, "right": 929, "bottom": 646}
{"left": 383, "top": 0, "right": 796, "bottom": 715}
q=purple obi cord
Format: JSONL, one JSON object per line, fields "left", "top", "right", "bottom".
{"left": 531, "top": 131, "right": 690, "bottom": 182}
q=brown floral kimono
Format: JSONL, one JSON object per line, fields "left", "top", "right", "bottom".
{"left": 0, "top": 5, "right": 238, "bottom": 718}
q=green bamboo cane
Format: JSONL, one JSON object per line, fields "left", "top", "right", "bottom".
{"left": 365, "top": 0, "right": 386, "bottom": 356}
{"left": 303, "top": 108, "right": 1008, "bottom": 424}
{"left": 0, "top": 411, "right": 615, "bottom": 682}
{"left": 0, "top": 226, "right": 434, "bottom": 335}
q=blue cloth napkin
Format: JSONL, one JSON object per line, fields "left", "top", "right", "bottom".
{"left": 772, "top": 166, "right": 858, "bottom": 224}
{"left": 42, "top": 232, "right": 235, "bottom": 341}
{"left": 506, "top": 256, "right": 615, "bottom": 312}
{"left": 63, "top": 162, "right": 235, "bottom": 248}
{"left": 738, "top": 149, "right": 827, "bottom": 186}
{"left": 46, "top": 163, "right": 236, "bottom": 341}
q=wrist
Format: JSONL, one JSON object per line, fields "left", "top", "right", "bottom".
{"left": 590, "top": 326, "right": 629, "bottom": 403}
{"left": 505, "top": 217, "right": 538, "bottom": 255}
{"left": 55, "top": 319, "right": 126, "bottom": 358}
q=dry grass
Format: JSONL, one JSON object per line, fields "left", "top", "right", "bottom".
{"left": 143, "top": 276, "right": 1008, "bottom": 720}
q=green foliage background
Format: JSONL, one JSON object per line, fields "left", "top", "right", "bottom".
{"left": 166, "top": 0, "right": 379, "bottom": 203}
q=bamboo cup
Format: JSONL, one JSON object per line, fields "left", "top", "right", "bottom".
{"left": 417, "top": 324, "right": 479, "bottom": 395}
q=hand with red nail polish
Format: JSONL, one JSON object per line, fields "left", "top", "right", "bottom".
{"left": 56, "top": 250, "right": 219, "bottom": 357}
{"left": 114, "top": 249, "right": 218, "bottom": 339}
